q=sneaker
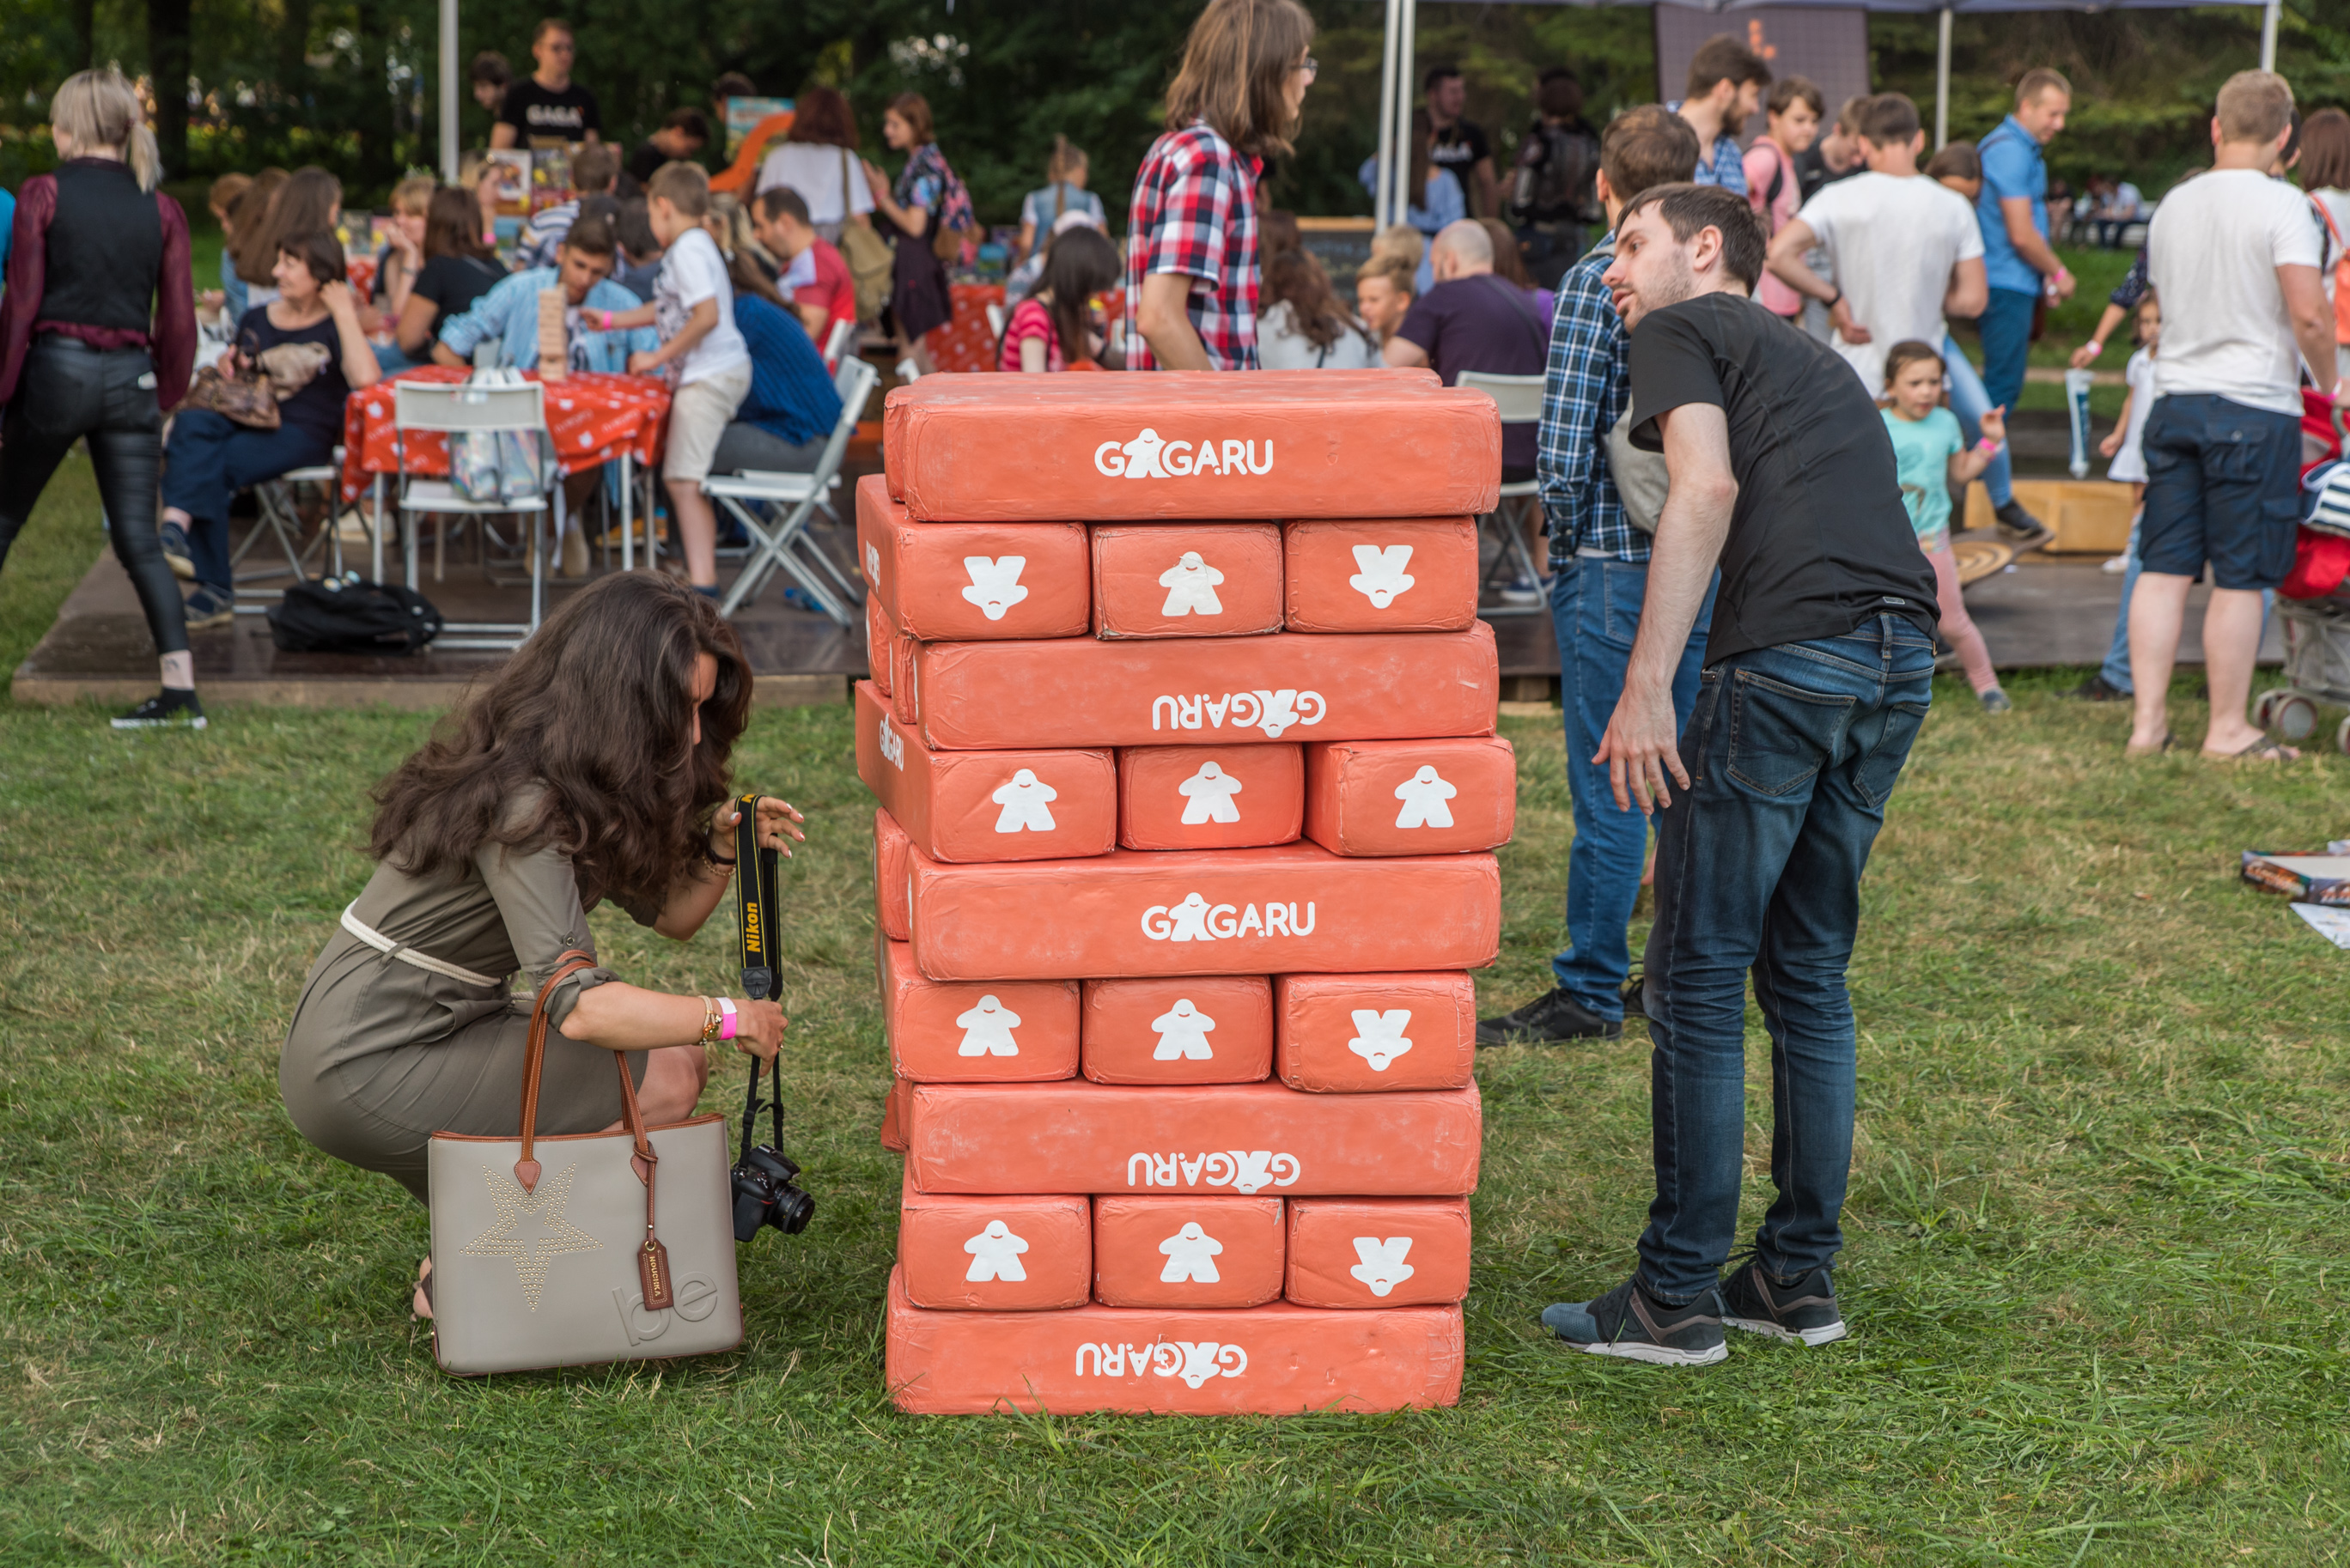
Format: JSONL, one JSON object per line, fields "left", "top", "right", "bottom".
{"left": 161, "top": 522, "right": 195, "bottom": 580}
{"left": 1475, "top": 986, "right": 1622, "bottom": 1047}
{"left": 182, "top": 584, "right": 234, "bottom": 629}
{"left": 1721, "top": 1258, "right": 1848, "bottom": 1346}
{"left": 1541, "top": 1276, "right": 1728, "bottom": 1366}
{"left": 1994, "top": 499, "right": 2054, "bottom": 550}
{"left": 1620, "top": 970, "right": 1648, "bottom": 1024}
{"left": 112, "top": 690, "right": 208, "bottom": 730}
{"left": 1496, "top": 574, "right": 1542, "bottom": 608}
{"left": 2068, "top": 673, "right": 2130, "bottom": 702}
{"left": 1978, "top": 688, "right": 2013, "bottom": 713}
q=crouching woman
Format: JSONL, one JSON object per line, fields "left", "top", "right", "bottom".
{"left": 277, "top": 574, "right": 804, "bottom": 1318}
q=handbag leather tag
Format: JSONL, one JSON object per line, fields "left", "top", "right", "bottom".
{"left": 514, "top": 1158, "right": 542, "bottom": 1194}
{"left": 639, "top": 1237, "right": 675, "bottom": 1310}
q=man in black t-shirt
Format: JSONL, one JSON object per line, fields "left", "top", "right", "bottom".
{"left": 492, "top": 19, "right": 601, "bottom": 149}
{"left": 1537, "top": 184, "right": 1938, "bottom": 1370}
{"left": 1424, "top": 66, "right": 1497, "bottom": 218}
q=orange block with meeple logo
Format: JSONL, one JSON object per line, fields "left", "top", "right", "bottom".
{"left": 911, "top": 624, "right": 1499, "bottom": 751}
{"left": 874, "top": 807, "right": 912, "bottom": 942}
{"left": 867, "top": 597, "right": 893, "bottom": 696}
{"left": 885, "top": 1268, "right": 1464, "bottom": 1414}
{"left": 1302, "top": 738, "right": 1518, "bottom": 857}
{"left": 855, "top": 682, "right": 1114, "bottom": 864}
{"left": 1093, "top": 1195, "right": 1284, "bottom": 1310}
{"left": 1282, "top": 519, "right": 1481, "bottom": 634}
{"left": 906, "top": 841, "right": 1501, "bottom": 982}
{"left": 880, "top": 370, "right": 1501, "bottom": 522}
{"left": 1091, "top": 523, "right": 1282, "bottom": 638}
{"left": 1284, "top": 1197, "right": 1471, "bottom": 1310}
{"left": 898, "top": 1170, "right": 1091, "bottom": 1311}
{"left": 1274, "top": 971, "right": 1478, "bottom": 1093}
{"left": 902, "top": 1079, "right": 1482, "bottom": 1196}
{"left": 1117, "top": 745, "right": 1302, "bottom": 852}
{"left": 880, "top": 939, "right": 1078, "bottom": 1084}
{"left": 1081, "top": 976, "right": 1273, "bottom": 1085}
{"left": 857, "top": 477, "right": 1089, "bottom": 641}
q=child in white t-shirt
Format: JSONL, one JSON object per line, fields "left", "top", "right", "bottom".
{"left": 602, "top": 161, "right": 751, "bottom": 596}
{"left": 2097, "top": 294, "right": 2160, "bottom": 573}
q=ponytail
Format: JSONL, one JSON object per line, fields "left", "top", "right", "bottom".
{"left": 127, "top": 122, "right": 161, "bottom": 192}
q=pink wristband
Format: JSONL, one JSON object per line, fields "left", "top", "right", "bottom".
{"left": 717, "top": 998, "right": 739, "bottom": 1041}
{"left": 1976, "top": 437, "right": 2002, "bottom": 453}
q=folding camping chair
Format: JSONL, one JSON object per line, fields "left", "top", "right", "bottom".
{"left": 391, "top": 378, "right": 557, "bottom": 650}
{"left": 820, "top": 317, "right": 855, "bottom": 372}
{"left": 1455, "top": 369, "right": 1549, "bottom": 618}
{"left": 227, "top": 451, "right": 359, "bottom": 611}
{"left": 702, "top": 355, "right": 878, "bottom": 625}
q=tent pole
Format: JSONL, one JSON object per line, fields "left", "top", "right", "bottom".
{"left": 1391, "top": 0, "right": 1417, "bottom": 232}
{"left": 439, "top": 0, "right": 459, "bottom": 182}
{"left": 2261, "top": 0, "right": 2278, "bottom": 70}
{"left": 1935, "top": 7, "right": 1951, "bottom": 149}
{"left": 1374, "top": 0, "right": 1401, "bottom": 229}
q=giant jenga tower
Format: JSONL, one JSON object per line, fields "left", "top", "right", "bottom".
{"left": 855, "top": 371, "right": 1508, "bottom": 1415}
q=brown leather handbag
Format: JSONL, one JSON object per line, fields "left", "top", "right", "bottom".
{"left": 175, "top": 362, "right": 282, "bottom": 428}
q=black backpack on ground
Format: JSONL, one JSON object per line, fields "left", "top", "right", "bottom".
{"left": 266, "top": 577, "right": 443, "bottom": 654}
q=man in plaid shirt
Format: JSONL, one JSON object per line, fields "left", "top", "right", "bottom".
{"left": 1668, "top": 34, "right": 1770, "bottom": 197}
{"left": 1477, "top": 107, "right": 1712, "bottom": 1048}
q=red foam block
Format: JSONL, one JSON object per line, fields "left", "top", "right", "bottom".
{"left": 1302, "top": 737, "right": 1518, "bottom": 857}
{"left": 1282, "top": 519, "right": 1480, "bottom": 634}
{"left": 898, "top": 1170, "right": 1091, "bottom": 1310}
{"left": 1285, "top": 1197, "right": 1471, "bottom": 1309}
{"left": 874, "top": 807, "right": 911, "bottom": 942}
{"left": 1093, "top": 1195, "right": 1284, "bottom": 1309}
{"left": 1092, "top": 523, "right": 1282, "bottom": 638}
{"left": 1274, "top": 971, "right": 1478, "bottom": 1092}
{"left": 880, "top": 1079, "right": 908, "bottom": 1152}
{"left": 855, "top": 681, "right": 1115, "bottom": 864}
{"left": 880, "top": 938, "right": 1078, "bottom": 1083}
{"left": 858, "top": 476, "right": 1089, "bottom": 641}
{"left": 1117, "top": 744, "right": 1302, "bottom": 852}
{"left": 891, "top": 622, "right": 920, "bottom": 728}
{"left": 1081, "top": 975, "right": 1273, "bottom": 1085}
{"left": 867, "top": 597, "right": 893, "bottom": 697}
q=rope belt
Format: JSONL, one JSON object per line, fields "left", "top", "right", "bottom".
{"left": 339, "top": 903, "right": 505, "bottom": 989}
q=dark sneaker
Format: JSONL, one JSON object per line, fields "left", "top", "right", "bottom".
{"left": 1994, "top": 499, "right": 2053, "bottom": 550}
{"left": 182, "top": 584, "right": 234, "bottom": 629}
{"left": 1979, "top": 688, "right": 2013, "bottom": 714}
{"left": 1541, "top": 1276, "right": 1727, "bottom": 1366}
{"left": 1721, "top": 1259, "right": 1848, "bottom": 1346}
{"left": 2069, "top": 673, "right": 2129, "bottom": 702}
{"left": 112, "top": 690, "right": 208, "bottom": 731}
{"left": 1476, "top": 986, "right": 1622, "bottom": 1047}
{"left": 1620, "top": 970, "right": 1648, "bottom": 1024}
{"left": 161, "top": 521, "right": 195, "bottom": 580}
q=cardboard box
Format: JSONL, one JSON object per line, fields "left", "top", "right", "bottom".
{"left": 867, "top": 597, "right": 893, "bottom": 696}
{"left": 1093, "top": 1195, "right": 1285, "bottom": 1309}
{"left": 858, "top": 477, "right": 1090, "bottom": 641}
{"left": 881, "top": 370, "right": 1501, "bottom": 523}
{"left": 1284, "top": 1197, "right": 1470, "bottom": 1309}
{"left": 912, "top": 624, "right": 1500, "bottom": 751}
{"left": 898, "top": 1176, "right": 1091, "bottom": 1311}
{"left": 874, "top": 807, "right": 912, "bottom": 942}
{"left": 886, "top": 1267, "right": 1464, "bottom": 1414}
{"left": 855, "top": 682, "right": 1115, "bottom": 864}
{"left": 902, "top": 1079, "right": 1482, "bottom": 1196}
{"left": 1302, "top": 738, "right": 1517, "bottom": 857}
{"left": 1091, "top": 523, "right": 1283, "bottom": 639}
{"left": 1117, "top": 744, "right": 1303, "bottom": 852}
{"left": 1081, "top": 975, "right": 1274, "bottom": 1085}
{"left": 1283, "top": 519, "right": 1480, "bottom": 634}
{"left": 1962, "top": 477, "right": 2136, "bottom": 555}
{"left": 907, "top": 841, "right": 1502, "bottom": 982}
{"left": 1273, "top": 971, "right": 1478, "bottom": 1092}
{"left": 880, "top": 1078, "right": 908, "bottom": 1152}
{"left": 880, "top": 939, "right": 1079, "bottom": 1083}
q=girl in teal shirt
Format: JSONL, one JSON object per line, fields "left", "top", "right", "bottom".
{"left": 1881, "top": 339, "right": 2012, "bottom": 712}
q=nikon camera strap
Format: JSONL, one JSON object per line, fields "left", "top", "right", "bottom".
{"left": 734, "top": 795, "right": 785, "bottom": 1154}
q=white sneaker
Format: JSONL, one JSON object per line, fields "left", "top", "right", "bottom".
{"left": 894, "top": 357, "right": 922, "bottom": 384}
{"left": 1497, "top": 575, "right": 1542, "bottom": 607}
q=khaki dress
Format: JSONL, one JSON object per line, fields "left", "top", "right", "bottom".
{"left": 279, "top": 794, "right": 658, "bottom": 1204}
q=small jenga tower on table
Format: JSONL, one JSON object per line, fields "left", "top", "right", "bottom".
{"left": 856, "top": 371, "right": 1508, "bottom": 1414}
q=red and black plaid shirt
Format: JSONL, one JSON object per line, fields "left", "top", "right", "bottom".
{"left": 1123, "top": 121, "right": 1261, "bottom": 372}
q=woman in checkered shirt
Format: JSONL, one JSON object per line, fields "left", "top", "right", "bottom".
{"left": 1126, "top": 0, "right": 1318, "bottom": 372}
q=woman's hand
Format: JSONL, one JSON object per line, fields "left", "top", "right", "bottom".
{"left": 320, "top": 279, "right": 359, "bottom": 319}
{"left": 627, "top": 349, "right": 661, "bottom": 376}
{"left": 2098, "top": 428, "right": 2123, "bottom": 458}
{"left": 710, "top": 795, "right": 806, "bottom": 862}
{"left": 861, "top": 158, "right": 890, "bottom": 200}
{"left": 731, "top": 998, "right": 786, "bottom": 1062}
{"left": 216, "top": 347, "right": 244, "bottom": 379}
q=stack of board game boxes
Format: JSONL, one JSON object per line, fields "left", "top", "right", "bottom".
{"left": 855, "top": 371, "right": 1510, "bottom": 1414}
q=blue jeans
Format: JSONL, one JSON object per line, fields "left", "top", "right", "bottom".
{"left": 1977, "top": 288, "right": 2038, "bottom": 414}
{"left": 1549, "top": 556, "right": 1716, "bottom": 1020}
{"left": 2100, "top": 526, "right": 2140, "bottom": 692}
{"left": 1941, "top": 332, "right": 2013, "bottom": 507}
{"left": 161, "top": 410, "right": 336, "bottom": 593}
{"left": 1635, "top": 616, "right": 1935, "bottom": 1302}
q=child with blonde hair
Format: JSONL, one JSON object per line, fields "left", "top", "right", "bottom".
{"left": 1879, "top": 338, "right": 2012, "bottom": 712}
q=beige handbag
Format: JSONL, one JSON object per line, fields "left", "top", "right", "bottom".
{"left": 428, "top": 951, "right": 741, "bottom": 1375}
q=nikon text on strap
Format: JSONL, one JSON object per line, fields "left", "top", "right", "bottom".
{"left": 734, "top": 795, "right": 788, "bottom": 1177}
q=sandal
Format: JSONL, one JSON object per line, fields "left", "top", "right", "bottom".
{"left": 2202, "top": 737, "right": 2301, "bottom": 762}
{"left": 2124, "top": 730, "right": 2177, "bottom": 758}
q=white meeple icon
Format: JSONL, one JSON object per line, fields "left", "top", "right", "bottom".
{"left": 1165, "top": 891, "right": 1215, "bottom": 942}
{"left": 1119, "top": 428, "right": 1170, "bottom": 479}
{"left": 1177, "top": 761, "right": 1245, "bottom": 824}
{"left": 959, "top": 556, "right": 1029, "bottom": 621}
{"left": 1349, "top": 544, "right": 1417, "bottom": 608}
{"left": 1347, "top": 1008, "right": 1414, "bottom": 1071}
{"left": 991, "top": 768, "right": 1058, "bottom": 833}
{"left": 1158, "top": 551, "right": 1226, "bottom": 617}
{"left": 953, "top": 995, "right": 1022, "bottom": 1056}
{"left": 1151, "top": 999, "right": 1217, "bottom": 1060}
{"left": 1158, "top": 1221, "right": 1225, "bottom": 1283}
{"left": 1392, "top": 764, "right": 1458, "bottom": 830}
{"left": 1349, "top": 1236, "right": 1415, "bottom": 1297}
{"left": 963, "top": 1219, "right": 1030, "bottom": 1282}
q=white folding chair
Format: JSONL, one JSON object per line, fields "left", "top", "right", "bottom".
{"left": 228, "top": 450, "right": 350, "bottom": 611}
{"left": 820, "top": 317, "right": 855, "bottom": 371}
{"left": 392, "top": 379, "right": 558, "bottom": 650}
{"left": 984, "top": 301, "right": 1006, "bottom": 340}
{"left": 703, "top": 356, "right": 878, "bottom": 625}
{"left": 1456, "top": 369, "right": 1549, "bottom": 618}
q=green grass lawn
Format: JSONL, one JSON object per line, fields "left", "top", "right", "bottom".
{"left": 5, "top": 487, "right": 2349, "bottom": 1564}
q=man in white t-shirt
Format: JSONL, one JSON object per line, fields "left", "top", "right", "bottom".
{"left": 2130, "top": 70, "right": 2341, "bottom": 762}
{"left": 1764, "top": 91, "right": 1987, "bottom": 395}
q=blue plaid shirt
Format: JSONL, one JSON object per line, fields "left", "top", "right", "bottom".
{"left": 1537, "top": 235, "right": 1644, "bottom": 566}
{"left": 1665, "top": 104, "right": 1749, "bottom": 197}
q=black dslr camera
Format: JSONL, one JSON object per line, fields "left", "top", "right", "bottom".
{"left": 732, "top": 1137, "right": 815, "bottom": 1240}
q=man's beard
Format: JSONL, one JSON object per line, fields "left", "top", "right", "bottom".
{"left": 1621, "top": 251, "right": 1696, "bottom": 327}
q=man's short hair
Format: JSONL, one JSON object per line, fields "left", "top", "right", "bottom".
{"left": 1431, "top": 218, "right": 1493, "bottom": 270}
{"left": 616, "top": 197, "right": 659, "bottom": 258}
{"left": 1617, "top": 182, "right": 1767, "bottom": 290}
{"left": 533, "top": 16, "right": 571, "bottom": 44}
{"left": 1857, "top": 92, "right": 1921, "bottom": 148}
{"left": 2216, "top": 70, "right": 2295, "bottom": 145}
{"left": 1601, "top": 104, "right": 1701, "bottom": 206}
{"left": 644, "top": 161, "right": 709, "bottom": 216}
{"left": 563, "top": 210, "right": 618, "bottom": 258}
{"left": 1423, "top": 64, "right": 1462, "bottom": 94}
{"left": 758, "top": 186, "right": 812, "bottom": 227}
{"left": 2015, "top": 68, "right": 2071, "bottom": 106}
{"left": 1356, "top": 254, "right": 1415, "bottom": 296}
{"left": 469, "top": 51, "right": 511, "bottom": 88}
{"left": 1768, "top": 76, "right": 1823, "bottom": 119}
{"left": 570, "top": 142, "right": 619, "bottom": 192}
{"left": 663, "top": 106, "right": 711, "bottom": 144}
{"left": 1687, "top": 34, "right": 1770, "bottom": 100}
{"left": 712, "top": 71, "right": 757, "bottom": 99}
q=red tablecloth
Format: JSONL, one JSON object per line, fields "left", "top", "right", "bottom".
{"left": 925, "top": 283, "right": 1128, "bottom": 374}
{"left": 347, "top": 255, "right": 378, "bottom": 300}
{"left": 338, "top": 367, "right": 673, "bottom": 503}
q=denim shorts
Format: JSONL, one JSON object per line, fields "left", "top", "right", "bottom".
{"left": 2136, "top": 392, "right": 2303, "bottom": 591}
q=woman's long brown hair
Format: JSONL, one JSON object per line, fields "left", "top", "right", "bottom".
{"left": 1163, "top": 0, "right": 1314, "bottom": 160}
{"left": 235, "top": 166, "right": 339, "bottom": 286}
{"left": 1262, "top": 246, "right": 1357, "bottom": 352}
{"left": 423, "top": 185, "right": 496, "bottom": 263}
{"left": 368, "top": 574, "right": 753, "bottom": 903}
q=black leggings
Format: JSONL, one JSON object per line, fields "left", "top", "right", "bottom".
{"left": 0, "top": 336, "right": 186, "bottom": 656}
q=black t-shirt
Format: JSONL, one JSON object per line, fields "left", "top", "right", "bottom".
{"left": 624, "top": 138, "right": 670, "bottom": 188}
{"left": 1429, "top": 118, "right": 1491, "bottom": 178}
{"left": 1793, "top": 143, "right": 1863, "bottom": 206}
{"left": 1395, "top": 275, "right": 1549, "bottom": 475}
{"left": 1627, "top": 293, "right": 1939, "bottom": 664}
{"left": 412, "top": 253, "right": 505, "bottom": 341}
{"left": 499, "top": 79, "right": 601, "bottom": 142}
{"left": 234, "top": 306, "right": 350, "bottom": 443}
